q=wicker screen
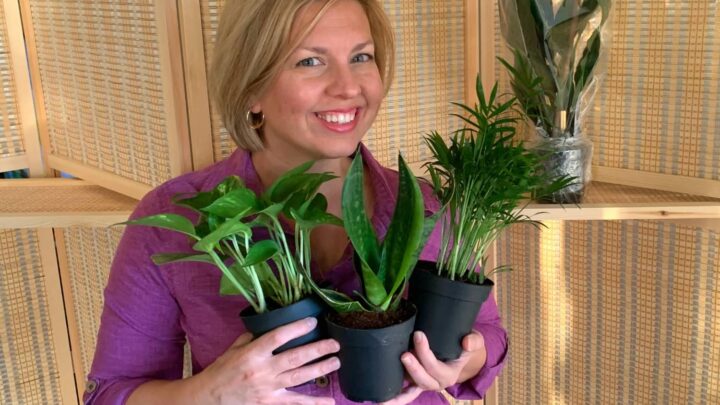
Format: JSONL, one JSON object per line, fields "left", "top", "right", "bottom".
{"left": 0, "top": 229, "right": 62, "bottom": 404}
{"left": 60, "top": 226, "right": 123, "bottom": 381}
{"left": 496, "top": 220, "right": 719, "bottom": 404}
{"left": 494, "top": 1, "right": 720, "bottom": 181}
{"left": 199, "top": 0, "right": 466, "bottom": 166}
{"left": 0, "top": 4, "right": 25, "bottom": 159}
{"left": 26, "top": 1, "right": 172, "bottom": 186}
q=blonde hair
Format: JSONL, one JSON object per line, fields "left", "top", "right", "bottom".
{"left": 209, "top": 0, "right": 395, "bottom": 151}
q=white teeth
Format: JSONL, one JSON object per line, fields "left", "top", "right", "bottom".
{"left": 317, "top": 111, "right": 356, "bottom": 124}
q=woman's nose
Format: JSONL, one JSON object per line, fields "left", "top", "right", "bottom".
{"left": 327, "top": 65, "right": 361, "bottom": 98}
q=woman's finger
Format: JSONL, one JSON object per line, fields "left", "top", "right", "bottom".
{"left": 275, "top": 355, "right": 341, "bottom": 388}
{"left": 400, "top": 352, "right": 441, "bottom": 391}
{"left": 462, "top": 331, "right": 486, "bottom": 353}
{"left": 411, "top": 331, "right": 460, "bottom": 385}
{"left": 253, "top": 317, "right": 319, "bottom": 354}
{"left": 272, "top": 338, "right": 340, "bottom": 371}
{"left": 379, "top": 385, "right": 424, "bottom": 405}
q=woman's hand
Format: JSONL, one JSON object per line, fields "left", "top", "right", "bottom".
{"left": 380, "top": 330, "right": 487, "bottom": 405}
{"left": 190, "top": 317, "right": 340, "bottom": 405}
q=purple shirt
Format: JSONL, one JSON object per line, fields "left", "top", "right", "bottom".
{"left": 85, "top": 145, "right": 507, "bottom": 404}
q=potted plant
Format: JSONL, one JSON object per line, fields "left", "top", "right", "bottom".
{"left": 409, "top": 78, "right": 572, "bottom": 361}
{"left": 498, "top": 0, "right": 612, "bottom": 203}
{"left": 119, "top": 162, "right": 342, "bottom": 353}
{"left": 301, "top": 150, "right": 438, "bottom": 402}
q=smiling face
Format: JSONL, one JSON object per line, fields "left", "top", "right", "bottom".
{"left": 251, "top": 0, "right": 385, "bottom": 163}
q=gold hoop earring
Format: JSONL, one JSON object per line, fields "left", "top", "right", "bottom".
{"left": 246, "top": 111, "right": 265, "bottom": 129}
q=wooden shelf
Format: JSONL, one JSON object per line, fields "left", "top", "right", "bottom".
{"left": 1, "top": 179, "right": 719, "bottom": 229}
{"left": 524, "top": 181, "right": 720, "bottom": 221}
{"left": 0, "top": 179, "right": 137, "bottom": 229}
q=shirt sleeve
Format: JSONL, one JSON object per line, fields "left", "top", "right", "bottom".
{"left": 84, "top": 187, "right": 187, "bottom": 405}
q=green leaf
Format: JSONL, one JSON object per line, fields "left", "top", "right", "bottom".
{"left": 341, "top": 152, "right": 381, "bottom": 271}
{"left": 151, "top": 252, "right": 215, "bottom": 265}
{"left": 380, "top": 154, "right": 426, "bottom": 297}
{"left": 266, "top": 161, "right": 314, "bottom": 203}
{"left": 193, "top": 216, "right": 251, "bottom": 252}
{"left": 120, "top": 214, "right": 198, "bottom": 239}
{"left": 203, "top": 188, "right": 258, "bottom": 218}
{"left": 242, "top": 239, "right": 278, "bottom": 267}
{"left": 358, "top": 259, "right": 387, "bottom": 306}
{"left": 316, "top": 289, "right": 365, "bottom": 313}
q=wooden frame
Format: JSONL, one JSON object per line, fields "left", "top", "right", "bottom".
{"left": 178, "top": 0, "right": 215, "bottom": 171}
{"left": 0, "top": 178, "right": 136, "bottom": 229}
{"left": 54, "top": 229, "right": 86, "bottom": 404}
{"left": 2, "top": 0, "right": 45, "bottom": 176}
{"left": 465, "top": 0, "right": 481, "bottom": 104}
{"left": 18, "top": 0, "right": 192, "bottom": 198}
{"left": 37, "top": 227, "right": 79, "bottom": 404}
{"left": 593, "top": 166, "right": 720, "bottom": 199}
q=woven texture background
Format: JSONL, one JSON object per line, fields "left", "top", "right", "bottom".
{"left": 60, "top": 226, "right": 123, "bottom": 384}
{"left": 494, "top": 0, "right": 720, "bottom": 181}
{"left": 0, "top": 3, "right": 25, "bottom": 159}
{"left": 27, "top": 1, "right": 172, "bottom": 186}
{"left": 0, "top": 229, "right": 62, "bottom": 404}
{"left": 200, "top": 0, "right": 465, "bottom": 167}
{"left": 496, "top": 220, "right": 719, "bottom": 404}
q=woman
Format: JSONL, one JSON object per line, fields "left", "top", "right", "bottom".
{"left": 86, "top": 1, "right": 507, "bottom": 404}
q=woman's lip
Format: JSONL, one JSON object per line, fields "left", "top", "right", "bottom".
{"left": 314, "top": 108, "right": 361, "bottom": 133}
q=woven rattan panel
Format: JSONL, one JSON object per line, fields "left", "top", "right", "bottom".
{"left": 28, "top": 1, "right": 171, "bottom": 186}
{"left": 200, "top": 0, "right": 465, "bottom": 166}
{"left": 0, "top": 4, "right": 25, "bottom": 158}
{"left": 494, "top": 1, "right": 720, "bottom": 180}
{"left": 496, "top": 220, "right": 719, "bottom": 404}
{"left": 0, "top": 229, "right": 62, "bottom": 404}
{"left": 61, "top": 226, "right": 123, "bottom": 381}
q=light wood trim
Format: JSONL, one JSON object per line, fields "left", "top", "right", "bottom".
{"left": 47, "top": 155, "right": 152, "bottom": 200}
{"left": 18, "top": 0, "right": 53, "bottom": 174}
{"left": 593, "top": 166, "right": 720, "bottom": 199}
{"left": 53, "top": 229, "right": 85, "bottom": 404}
{"left": 478, "top": 0, "right": 496, "bottom": 94}
{"left": 464, "top": 0, "right": 480, "bottom": 104}
{"left": 523, "top": 202, "right": 720, "bottom": 221}
{"left": 0, "top": 177, "right": 110, "bottom": 188}
{"left": 178, "top": 0, "right": 215, "bottom": 170}
{"left": 3, "top": 0, "right": 46, "bottom": 176}
{"left": 0, "top": 212, "right": 131, "bottom": 229}
{"left": 36, "top": 228, "right": 78, "bottom": 404}
{"left": 0, "top": 154, "right": 28, "bottom": 172}
{"left": 155, "top": 0, "right": 193, "bottom": 177}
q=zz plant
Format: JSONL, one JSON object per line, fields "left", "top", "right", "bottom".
{"left": 424, "top": 78, "right": 572, "bottom": 283}
{"left": 119, "top": 161, "right": 342, "bottom": 314}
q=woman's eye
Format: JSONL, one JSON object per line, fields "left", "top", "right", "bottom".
{"left": 352, "top": 53, "right": 374, "bottom": 63}
{"left": 297, "top": 57, "right": 322, "bottom": 67}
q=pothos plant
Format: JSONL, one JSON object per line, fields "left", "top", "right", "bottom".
{"left": 119, "top": 161, "right": 342, "bottom": 314}
{"left": 306, "top": 151, "right": 439, "bottom": 314}
{"left": 423, "top": 78, "right": 573, "bottom": 284}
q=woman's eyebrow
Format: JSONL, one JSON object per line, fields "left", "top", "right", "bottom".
{"left": 299, "top": 40, "right": 374, "bottom": 54}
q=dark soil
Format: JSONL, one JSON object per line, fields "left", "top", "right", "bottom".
{"left": 328, "top": 301, "right": 415, "bottom": 329}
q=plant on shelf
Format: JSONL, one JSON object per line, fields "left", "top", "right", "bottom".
{"left": 498, "top": 0, "right": 612, "bottom": 203}
{"left": 119, "top": 162, "right": 342, "bottom": 353}
{"left": 409, "top": 77, "right": 572, "bottom": 361}
{"left": 303, "top": 150, "right": 438, "bottom": 403}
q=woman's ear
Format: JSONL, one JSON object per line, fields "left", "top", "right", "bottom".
{"left": 250, "top": 98, "right": 262, "bottom": 114}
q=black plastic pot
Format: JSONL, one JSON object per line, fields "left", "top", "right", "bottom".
{"left": 325, "top": 304, "right": 416, "bottom": 403}
{"left": 409, "top": 261, "right": 494, "bottom": 361}
{"left": 240, "top": 296, "right": 327, "bottom": 354}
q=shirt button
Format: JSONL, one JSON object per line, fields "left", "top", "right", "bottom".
{"left": 85, "top": 379, "right": 98, "bottom": 393}
{"left": 315, "top": 375, "right": 329, "bottom": 388}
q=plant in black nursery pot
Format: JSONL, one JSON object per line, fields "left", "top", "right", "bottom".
{"left": 119, "top": 162, "right": 342, "bottom": 354}
{"left": 303, "top": 150, "right": 438, "bottom": 403}
{"left": 412, "top": 77, "right": 572, "bottom": 361}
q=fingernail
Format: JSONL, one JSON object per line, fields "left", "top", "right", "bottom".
{"left": 414, "top": 331, "right": 423, "bottom": 343}
{"left": 306, "top": 317, "right": 318, "bottom": 328}
{"left": 330, "top": 357, "right": 341, "bottom": 368}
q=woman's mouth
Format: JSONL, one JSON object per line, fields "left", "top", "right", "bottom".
{"left": 315, "top": 108, "right": 359, "bottom": 132}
